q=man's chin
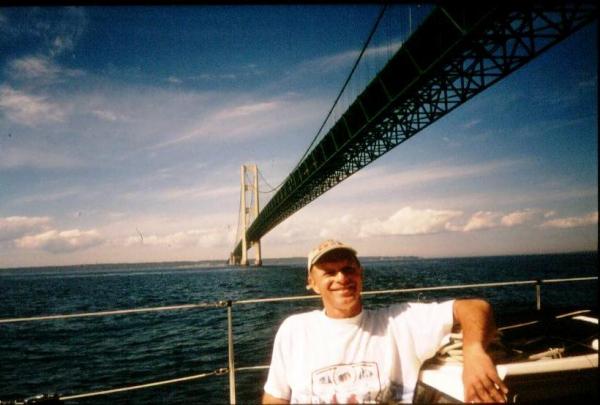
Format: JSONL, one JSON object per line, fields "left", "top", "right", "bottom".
{"left": 333, "top": 294, "right": 360, "bottom": 306}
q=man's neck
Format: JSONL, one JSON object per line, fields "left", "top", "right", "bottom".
{"left": 324, "top": 305, "right": 363, "bottom": 319}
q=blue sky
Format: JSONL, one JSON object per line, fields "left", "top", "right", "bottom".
{"left": 0, "top": 5, "right": 597, "bottom": 268}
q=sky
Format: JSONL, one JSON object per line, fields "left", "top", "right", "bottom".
{"left": 0, "top": 5, "right": 597, "bottom": 268}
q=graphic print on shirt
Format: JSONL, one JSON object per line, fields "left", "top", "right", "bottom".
{"left": 311, "top": 362, "right": 381, "bottom": 403}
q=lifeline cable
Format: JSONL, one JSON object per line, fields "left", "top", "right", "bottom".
{"left": 265, "top": 3, "right": 389, "bottom": 193}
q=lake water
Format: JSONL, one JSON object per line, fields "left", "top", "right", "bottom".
{"left": 0, "top": 252, "right": 597, "bottom": 403}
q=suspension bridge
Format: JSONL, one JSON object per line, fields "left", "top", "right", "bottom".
{"left": 229, "top": 1, "right": 597, "bottom": 266}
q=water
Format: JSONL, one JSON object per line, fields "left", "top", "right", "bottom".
{"left": 0, "top": 252, "right": 597, "bottom": 404}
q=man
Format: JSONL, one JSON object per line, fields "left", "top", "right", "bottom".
{"left": 263, "top": 240, "right": 508, "bottom": 404}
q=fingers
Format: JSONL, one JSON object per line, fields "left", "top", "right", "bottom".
{"left": 476, "top": 380, "right": 496, "bottom": 403}
{"left": 488, "top": 369, "right": 509, "bottom": 396}
{"left": 485, "top": 365, "right": 509, "bottom": 402}
{"left": 487, "top": 383, "right": 507, "bottom": 403}
{"left": 462, "top": 349, "right": 509, "bottom": 402}
{"left": 466, "top": 377, "right": 508, "bottom": 403}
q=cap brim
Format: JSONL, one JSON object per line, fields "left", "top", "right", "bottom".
{"left": 308, "top": 245, "right": 357, "bottom": 271}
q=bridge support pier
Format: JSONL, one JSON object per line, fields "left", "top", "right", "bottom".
{"left": 253, "top": 240, "right": 262, "bottom": 267}
{"left": 240, "top": 164, "right": 248, "bottom": 266}
{"left": 229, "top": 164, "right": 262, "bottom": 267}
{"left": 228, "top": 253, "right": 238, "bottom": 266}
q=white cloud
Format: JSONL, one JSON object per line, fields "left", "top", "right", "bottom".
{"left": 267, "top": 218, "right": 319, "bottom": 245}
{"left": 15, "top": 228, "right": 104, "bottom": 253}
{"left": 91, "top": 109, "right": 126, "bottom": 122}
{"left": 37, "top": 8, "right": 86, "bottom": 56}
{"left": 0, "top": 85, "right": 67, "bottom": 125}
{"left": 156, "top": 185, "right": 238, "bottom": 201}
{"left": 215, "top": 101, "right": 278, "bottom": 119}
{"left": 8, "top": 55, "right": 83, "bottom": 83}
{"left": 540, "top": 212, "right": 598, "bottom": 229}
{"left": 50, "top": 11, "right": 86, "bottom": 55}
{"left": 0, "top": 8, "right": 85, "bottom": 54}
{"left": 9, "top": 189, "right": 82, "bottom": 205}
{"left": 151, "top": 95, "right": 322, "bottom": 149}
{"left": 463, "top": 119, "right": 481, "bottom": 129}
{"left": 462, "top": 211, "right": 502, "bottom": 232}
{"left": 119, "top": 181, "right": 238, "bottom": 203}
{"left": 302, "top": 40, "right": 403, "bottom": 73}
{"left": 9, "top": 55, "right": 60, "bottom": 79}
{"left": 191, "top": 63, "right": 263, "bottom": 82}
{"left": 500, "top": 209, "right": 542, "bottom": 227}
{"left": 268, "top": 204, "right": 597, "bottom": 249}
{"left": 0, "top": 216, "right": 51, "bottom": 241}
{"left": 335, "top": 159, "right": 525, "bottom": 197}
{"left": 123, "top": 228, "right": 229, "bottom": 249}
{"left": 51, "top": 35, "right": 74, "bottom": 55}
{"left": 319, "top": 215, "right": 362, "bottom": 239}
{"left": 197, "top": 73, "right": 237, "bottom": 81}
{"left": 445, "top": 208, "right": 584, "bottom": 232}
{"left": 0, "top": 145, "right": 81, "bottom": 169}
{"left": 359, "top": 207, "right": 463, "bottom": 237}
{"left": 166, "top": 76, "right": 182, "bottom": 84}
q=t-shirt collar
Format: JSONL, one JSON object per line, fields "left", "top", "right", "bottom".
{"left": 320, "top": 308, "right": 364, "bottom": 325}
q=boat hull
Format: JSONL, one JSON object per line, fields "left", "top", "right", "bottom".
{"left": 414, "top": 308, "right": 599, "bottom": 403}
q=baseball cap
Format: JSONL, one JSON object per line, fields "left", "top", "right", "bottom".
{"left": 307, "top": 239, "right": 357, "bottom": 273}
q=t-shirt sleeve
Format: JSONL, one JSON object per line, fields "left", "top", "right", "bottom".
{"left": 400, "top": 300, "right": 455, "bottom": 362}
{"left": 263, "top": 320, "right": 292, "bottom": 400}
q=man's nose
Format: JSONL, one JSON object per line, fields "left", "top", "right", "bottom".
{"left": 335, "top": 270, "right": 349, "bottom": 283}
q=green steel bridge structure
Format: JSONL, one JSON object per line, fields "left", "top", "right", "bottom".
{"left": 230, "top": 1, "right": 597, "bottom": 265}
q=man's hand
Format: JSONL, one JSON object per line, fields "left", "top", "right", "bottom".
{"left": 453, "top": 299, "right": 508, "bottom": 403}
{"left": 462, "top": 343, "right": 508, "bottom": 402}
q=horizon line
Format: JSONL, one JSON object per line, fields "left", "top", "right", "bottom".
{"left": 1, "top": 250, "right": 596, "bottom": 272}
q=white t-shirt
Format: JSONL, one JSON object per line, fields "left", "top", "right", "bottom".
{"left": 264, "top": 300, "right": 454, "bottom": 403}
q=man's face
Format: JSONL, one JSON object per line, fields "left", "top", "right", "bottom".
{"left": 308, "top": 251, "right": 363, "bottom": 318}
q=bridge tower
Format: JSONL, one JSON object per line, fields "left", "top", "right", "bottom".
{"left": 229, "top": 164, "right": 262, "bottom": 266}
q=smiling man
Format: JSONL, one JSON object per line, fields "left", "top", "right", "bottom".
{"left": 263, "top": 239, "right": 507, "bottom": 404}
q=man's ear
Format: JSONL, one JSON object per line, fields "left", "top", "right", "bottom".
{"left": 307, "top": 275, "right": 320, "bottom": 293}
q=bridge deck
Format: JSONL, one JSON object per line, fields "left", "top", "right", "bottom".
{"left": 232, "top": 1, "right": 597, "bottom": 261}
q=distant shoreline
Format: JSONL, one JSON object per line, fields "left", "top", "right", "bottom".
{"left": 1, "top": 250, "right": 596, "bottom": 272}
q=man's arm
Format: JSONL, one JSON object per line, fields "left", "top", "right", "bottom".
{"left": 453, "top": 299, "right": 508, "bottom": 403}
{"left": 262, "top": 392, "right": 289, "bottom": 404}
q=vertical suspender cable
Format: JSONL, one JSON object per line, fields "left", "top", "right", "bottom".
{"left": 263, "top": 3, "right": 389, "bottom": 193}
{"left": 295, "top": 3, "right": 388, "bottom": 165}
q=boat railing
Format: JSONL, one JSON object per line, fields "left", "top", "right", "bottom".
{"left": 0, "top": 276, "right": 597, "bottom": 404}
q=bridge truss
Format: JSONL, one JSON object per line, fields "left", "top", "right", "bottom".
{"left": 230, "top": 1, "right": 597, "bottom": 262}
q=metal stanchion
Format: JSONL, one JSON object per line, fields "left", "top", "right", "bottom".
{"left": 227, "top": 301, "right": 236, "bottom": 404}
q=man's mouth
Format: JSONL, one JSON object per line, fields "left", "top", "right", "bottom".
{"left": 332, "top": 285, "right": 356, "bottom": 294}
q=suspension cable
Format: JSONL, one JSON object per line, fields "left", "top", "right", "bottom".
{"left": 265, "top": 3, "right": 389, "bottom": 193}
{"left": 257, "top": 167, "right": 279, "bottom": 194}
{"left": 294, "top": 3, "right": 389, "bottom": 166}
